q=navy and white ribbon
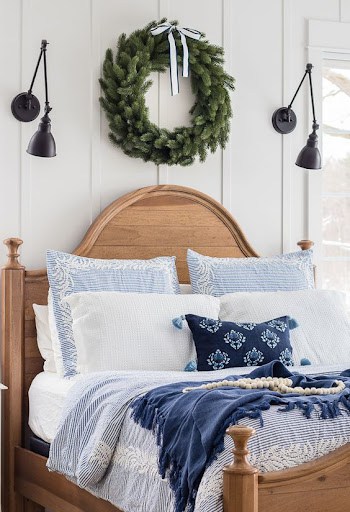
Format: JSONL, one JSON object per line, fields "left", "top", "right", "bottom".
{"left": 150, "top": 22, "right": 201, "bottom": 96}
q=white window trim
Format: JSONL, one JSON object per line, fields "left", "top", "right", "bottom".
{"left": 307, "top": 20, "right": 350, "bottom": 284}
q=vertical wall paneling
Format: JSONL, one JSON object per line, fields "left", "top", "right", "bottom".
{"left": 97, "top": 0, "right": 159, "bottom": 212}
{"left": 22, "top": 0, "right": 93, "bottom": 268}
{"left": 340, "top": 0, "right": 350, "bottom": 22}
{"left": 283, "top": 0, "right": 339, "bottom": 255}
{"left": 20, "top": 0, "right": 34, "bottom": 262}
{"left": 286, "top": 1, "right": 309, "bottom": 250}
{"left": 281, "top": 0, "right": 293, "bottom": 252}
{"left": 90, "top": 0, "right": 102, "bottom": 222}
{"left": 0, "top": 0, "right": 347, "bottom": 268}
{"left": 165, "top": 0, "right": 223, "bottom": 202}
{"left": 222, "top": 0, "right": 233, "bottom": 210}
{"left": 230, "top": 0, "right": 283, "bottom": 256}
{"left": 307, "top": 43, "right": 323, "bottom": 261}
{"left": 0, "top": 4, "right": 21, "bottom": 488}
{"left": 157, "top": 0, "right": 170, "bottom": 185}
{"left": 0, "top": 0, "right": 22, "bottom": 251}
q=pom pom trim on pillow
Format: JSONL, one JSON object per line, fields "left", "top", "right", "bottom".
{"left": 183, "top": 314, "right": 296, "bottom": 371}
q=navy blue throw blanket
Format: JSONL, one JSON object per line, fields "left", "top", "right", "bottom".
{"left": 131, "top": 361, "right": 350, "bottom": 512}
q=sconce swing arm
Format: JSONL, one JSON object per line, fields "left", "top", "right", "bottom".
{"left": 10, "top": 39, "right": 56, "bottom": 158}
{"left": 11, "top": 40, "right": 51, "bottom": 123}
{"left": 272, "top": 63, "right": 321, "bottom": 170}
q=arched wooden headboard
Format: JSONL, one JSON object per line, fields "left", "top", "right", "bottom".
{"left": 2, "top": 184, "right": 259, "bottom": 452}
{"left": 2, "top": 185, "right": 313, "bottom": 509}
{"left": 74, "top": 184, "right": 259, "bottom": 283}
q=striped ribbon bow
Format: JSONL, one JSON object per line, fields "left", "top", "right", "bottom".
{"left": 150, "top": 22, "right": 201, "bottom": 96}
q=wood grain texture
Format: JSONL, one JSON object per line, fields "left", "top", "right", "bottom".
{"left": 74, "top": 185, "right": 259, "bottom": 283}
{"left": 223, "top": 426, "right": 258, "bottom": 512}
{"left": 2, "top": 259, "right": 25, "bottom": 511}
{"left": 2, "top": 185, "right": 259, "bottom": 512}
{"left": 73, "top": 185, "right": 258, "bottom": 257}
{"left": 3, "top": 238, "right": 24, "bottom": 269}
{"left": 23, "top": 499, "right": 45, "bottom": 512}
{"left": 297, "top": 239, "right": 314, "bottom": 251}
{"left": 2, "top": 185, "right": 324, "bottom": 512}
{"left": 15, "top": 448, "right": 120, "bottom": 511}
{"left": 258, "top": 445, "right": 350, "bottom": 512}
{"left": 19, "top": 184, "right": 258, "bottom": 423}
{"left": 23, "top": 275, "right": 49, "bottom": 448}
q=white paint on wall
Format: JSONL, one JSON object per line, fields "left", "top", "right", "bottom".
{"left": 0, "top": 3, "right": 348, "bottom": 505}
{"left": 0, "top": 0, "right": 343, "bottom": 270}
{"left": 283, "top": 0, "right": 340, "bottom": 255}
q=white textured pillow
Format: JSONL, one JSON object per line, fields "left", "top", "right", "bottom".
{"left": 33, "top": 304, "right": 57, "bottom": 373}
{"left": 220, "top": 290, "right": 350, "bottom": 366}
{"left": 64, "top": 292, "right": 220, "bottom": 373}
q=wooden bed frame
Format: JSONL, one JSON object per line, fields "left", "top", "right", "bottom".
{"left": 2, "top": 184, "right": 350, "bottom": 512}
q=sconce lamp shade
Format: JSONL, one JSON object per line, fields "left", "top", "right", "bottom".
{"left": 295, "top": 129, "right": 321, "bottom": 170}
{"left": 27, "top": 113, "right": 56, "bottom": 157}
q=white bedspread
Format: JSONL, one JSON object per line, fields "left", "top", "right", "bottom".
{"left": 42, "top": 364, "right": 350, "bottom": 512}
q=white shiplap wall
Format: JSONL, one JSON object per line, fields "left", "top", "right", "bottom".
{"left": 0, "top": 2, "right": 345, "bottom": 506}
{"left": 0, "top": 0, "right": 344, "bottom": 269}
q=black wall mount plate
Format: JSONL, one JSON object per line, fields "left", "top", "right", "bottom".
{"left": 272, "top": 107, "right": 297, "bottom": 134}
{"left": 11, "top": 92, "right": 40, "bottom": 122}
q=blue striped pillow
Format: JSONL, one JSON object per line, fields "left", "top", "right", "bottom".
{"left": 187, "top": 249, "right": 314, "bottom": 296}
{"left": 47, "top": 250, "right": 180, "bottom": 377}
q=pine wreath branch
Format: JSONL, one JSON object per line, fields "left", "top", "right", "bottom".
{"left": 99, "top": 19, "right": 235, "bottom": 166}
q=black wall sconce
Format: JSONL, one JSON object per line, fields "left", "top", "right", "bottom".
{"left": 11, "top": 39, "right": 56, "bottom": 158}
{"left": 272, "top": 63, "right": 321, "bottom": 170}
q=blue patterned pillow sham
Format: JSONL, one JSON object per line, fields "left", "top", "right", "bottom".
{"left": 187, "top": 249, "right": 314, "bottom": 296}
{"left": 47, "top": 250, "right": 180, "bottom": 377}
{"left": 185, "top": 314, "right": 295, "bottom": 371}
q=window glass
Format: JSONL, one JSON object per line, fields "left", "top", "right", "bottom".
{"left": 322, "top": 63, "right": 350, "bottom": 310}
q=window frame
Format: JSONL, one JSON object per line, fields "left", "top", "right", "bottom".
{"left": 307, "top": 20, "right": 350, "bottom": 286}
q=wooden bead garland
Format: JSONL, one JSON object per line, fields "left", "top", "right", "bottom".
{"left": 182, "top": 376, "right": 345, "bottom": 395}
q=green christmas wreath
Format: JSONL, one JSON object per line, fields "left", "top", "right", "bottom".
{"left": 99, "top": 19, "right": 235, "bottom": 166}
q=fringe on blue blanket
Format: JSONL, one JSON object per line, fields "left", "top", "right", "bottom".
{"left": 133, "top": 394, "right": 350, "bottom": 512}
{"left": 131, "top": 368, "right": 350, "bottom": 512}
{"left": 132, "top": 397, "right": 272, "bottom": 512}
{"left": 278, "top": 394, "right": 350, "bottom": 419}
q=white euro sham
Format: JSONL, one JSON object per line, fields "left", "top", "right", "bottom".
{"left": 65, "top": 292, "right": 220, "bottom": 373}
{"left": 220, "top": 289, "right": 350, "bottom": 366}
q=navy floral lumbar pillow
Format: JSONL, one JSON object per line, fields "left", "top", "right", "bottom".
{"left": 185, "top": 314, "right": 296, "bottom": 371}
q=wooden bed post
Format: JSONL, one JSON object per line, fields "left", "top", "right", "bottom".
{"left": 2, "top": 238, "right": 25, "bottom": 512}
{"left": 223, "top": 426, "right": 258, "bottom": 512}
{"left": 297, "top": 239, "right": 314, "bottom": 251}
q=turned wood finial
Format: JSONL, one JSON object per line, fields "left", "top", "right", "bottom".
{"left": 225, "top": 425, "right": 257, "bottom": 474}
{"left": 297, "top": 239, "right": 314, "bottom": 251}
{"left": 3, "top": 238, "right": 24, "bottom": 269}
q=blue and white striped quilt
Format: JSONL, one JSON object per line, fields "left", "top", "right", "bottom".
{"left": 47, "top": 365, "right": 350, "bottom": 512}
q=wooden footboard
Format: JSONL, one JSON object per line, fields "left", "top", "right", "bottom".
{"left": 13, "top": 432, "right": 350, "bottom": 512}
{"left": 15, "top": 448, "right": 119, "bottom": 512}
{"left": 223, "top": 427, "right": 258, "bottom": 512}
{"left": 224, "top": 426, "right": 350, "bottom": 512}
